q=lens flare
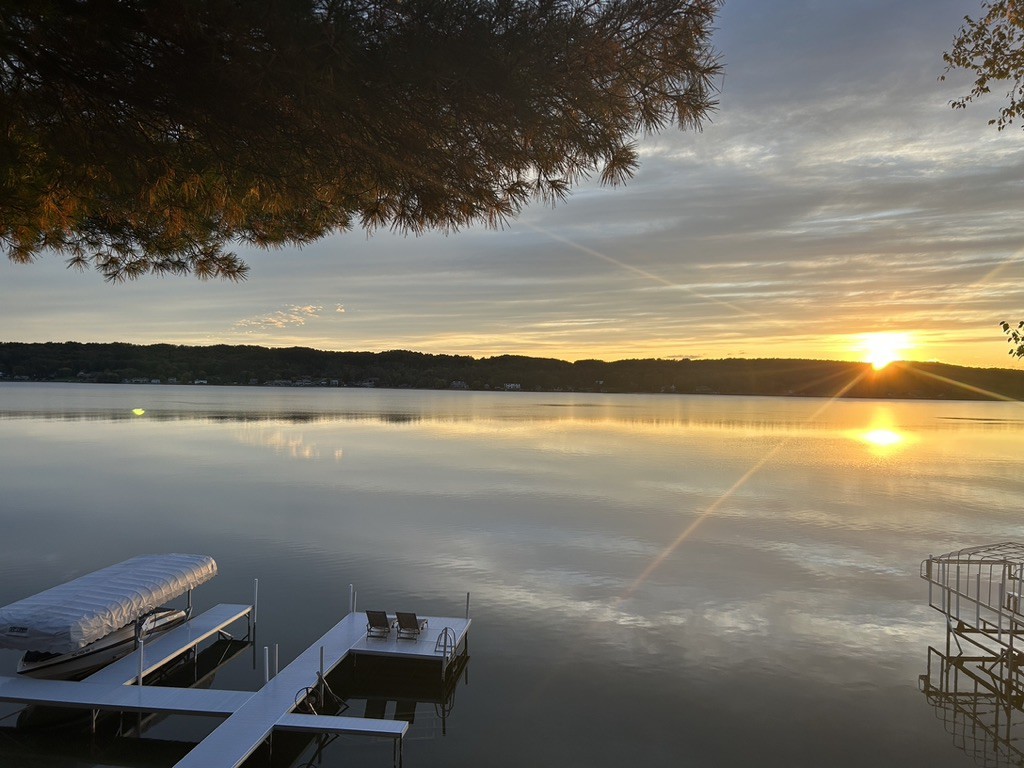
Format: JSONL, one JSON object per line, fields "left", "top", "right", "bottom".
{"left": 617, "top": 367, "right": 871, "bottom": 605}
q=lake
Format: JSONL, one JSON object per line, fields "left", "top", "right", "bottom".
{"left": 0, "top": 382, "right": 1021, "bottom": 767}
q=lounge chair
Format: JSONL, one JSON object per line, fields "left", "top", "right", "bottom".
{"left": 365, "top": 610, "right": 394, "bottom": 639}
{"left": 395, "top": 612, "right": 428, "bottom": 640}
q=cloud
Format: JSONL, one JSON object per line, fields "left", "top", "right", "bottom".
{"left": 233, "top": 304, "right": 324, "bottom": 332}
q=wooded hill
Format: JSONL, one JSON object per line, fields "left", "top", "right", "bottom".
{"left": 1, "top": 342, "right": 1023, "bottom": 401}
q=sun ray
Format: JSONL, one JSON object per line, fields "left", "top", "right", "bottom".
{"left": 615, "top": 366, "right": 871, "bottom": 605}
{"left": 903, "top": 366, "right": 1024, "bottom": 403}
{"left": 521, "top": 220, "right": 760, "bottom": 319}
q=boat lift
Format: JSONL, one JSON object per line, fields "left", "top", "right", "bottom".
{"left": 920, "top": 542, "right": 1024, "bottom": 764}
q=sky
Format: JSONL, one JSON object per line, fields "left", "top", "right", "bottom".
{"left": 3, "top": 0, "right": 1024, "bottom": 369}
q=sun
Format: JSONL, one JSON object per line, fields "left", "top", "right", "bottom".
{"left": 859, "top": 332, "right": 912, "bottom": 370}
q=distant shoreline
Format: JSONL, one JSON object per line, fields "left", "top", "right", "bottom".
{"left": 2, "top": 342, "right": 1023, "bottom": 402}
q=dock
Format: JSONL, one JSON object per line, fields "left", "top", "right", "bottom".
{"left": 86, "top": 603, "right": 253, "bottom": 686}
{"left": 174, "top": 611, "right": 469, "bottom": 768}
{"left": 0, "top": 601, "right": 470, "bottom": 767}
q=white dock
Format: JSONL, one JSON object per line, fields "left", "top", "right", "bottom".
{"left": 0, "top": 675, "right": 252, "bottom": 716}
{"left": 86, "top": 603, "right": 252, "bottom": 686}
{"left": 0, "top": 603, "right": 251, "bottom": 713}
{"left": 276, "top": 712, "right": 409, "bottom": 737}
{"left": 0, "top": 605, "right": 470, "bottom": 768}
{"left": 351, "top": 615, "right": 471, "bottom": 665}
{"left": 173, "top": 612, "right": 470, "bottom": 768}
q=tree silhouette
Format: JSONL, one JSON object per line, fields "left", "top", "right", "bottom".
{"left": 944, "top": 1, "right": 1024, "bottom": 130}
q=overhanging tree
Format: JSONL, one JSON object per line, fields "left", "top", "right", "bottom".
{"left": 944, "top": 0, "right": 1024, "bottom": 129}
{"left": 944, "top": 3, "right": 1024, "bottom": 359}
{"left": 0, "top": 0, "right": 721, "bottom": 281}
{"left": 1002, "top": 320, "right": 1024, "bottom": 358}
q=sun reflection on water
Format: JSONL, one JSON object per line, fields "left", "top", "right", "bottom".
{"left": 861, "top": 428, "right": 903, "bottom": 448}
{"left": 848, "top": 408, "right": 912, "bottom": 455}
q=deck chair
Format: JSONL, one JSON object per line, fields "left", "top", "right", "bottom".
{"left": 395, "top": 612, "right": 428, "bottom": 640}
{"left": 366, "top": 610, "right": 394, "bottom": 639}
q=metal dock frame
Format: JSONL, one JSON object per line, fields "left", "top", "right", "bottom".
{"left": 920, "top": 542, "right": 1024, "bottom": 763}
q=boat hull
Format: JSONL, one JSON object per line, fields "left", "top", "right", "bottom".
{"left": 17, "top": 608, "right": 187, "bottom": 680}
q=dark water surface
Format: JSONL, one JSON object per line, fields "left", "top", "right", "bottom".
{"left": 1, "top": 383, "right": 1022, "bottom": 767}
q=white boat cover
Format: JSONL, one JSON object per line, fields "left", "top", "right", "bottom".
{"left": 0, "top": 554, "right": 217, "bottom": 653}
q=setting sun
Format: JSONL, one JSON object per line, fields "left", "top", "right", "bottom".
{"left": 859, "top": 332, "right": 912, "bottom": 370}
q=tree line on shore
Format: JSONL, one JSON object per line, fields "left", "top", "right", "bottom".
{"left": 2, "top": 342, "right": 1023, "bottom": 401}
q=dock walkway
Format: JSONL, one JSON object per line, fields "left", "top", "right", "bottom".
{"left": 0, "top": 606, "right": 469, "bottom": 768}
{"left": 86, "top": 603, "right": 252, "bottom": 686}
{"left": 0, "top": 674, "right": 252, "bottom": 716}
{"left": 172, "top": 612, "right": 469, "bottom": 768}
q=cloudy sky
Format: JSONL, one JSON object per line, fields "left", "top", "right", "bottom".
{"left": 3, "top": 0, "right": 1024, "bottom": 369}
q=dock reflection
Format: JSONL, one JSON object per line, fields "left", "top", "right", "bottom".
{"left": 263, "top": 651, "right": 471, "bottom": 768}
{"left": 920, "top": 646, "right": 1024, "bottom": 766}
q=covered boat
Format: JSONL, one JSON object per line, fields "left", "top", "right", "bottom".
{"left": 16, "top": 607, "right": 190, "bottom": 679}
{"left": 0, "top": 554, "right": 217, "bottom": 678}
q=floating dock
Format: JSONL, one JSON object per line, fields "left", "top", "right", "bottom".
{"left": 0, "top": 596, "right": 470, "bottom": 767}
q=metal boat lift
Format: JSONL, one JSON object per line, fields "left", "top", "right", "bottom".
{"left": 920, "top": 542, "right": 1024, "bottom": 765}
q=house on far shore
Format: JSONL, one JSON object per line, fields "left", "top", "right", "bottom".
{"left": 503, "top": 383, "right": 521, "bottom": 391}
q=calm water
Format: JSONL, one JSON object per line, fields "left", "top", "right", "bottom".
{"left": 0, "top": 383, "right": 1022, "bottom": 767}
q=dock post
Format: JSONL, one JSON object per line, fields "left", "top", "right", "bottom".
{"left": 264, "top": 646, "right": 270, "bottom": 684}
{"left": 977, "top": 572, "right": 982, "bottom": 626}
{"left": 943, "top": 561, "right": 950, "bottom": 616}
{"left": 274, "top": 643, "right": 279, "bottom": 677}
{"left": 999, "top": 579, "right": 1006, "bottom": 643}
{"left": 137, "top": 639, "right": 145, "bottom": 686}
{"left": 319, "top": 646, "right": 325, "bottom": 703}
{"left": 927, "top": 557, "right": 933, "bottom": 606}
{"left": 349, "top": 584, "right": 354, "bottom": 613}
{"left": 466, "top": 592, "right": 470, "bottom": 619}
{"left": 955, "top": 564, "right": 961, "bottom": 619}
{"left": 253, "top": 578, "right": 259, "bottom": 635}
